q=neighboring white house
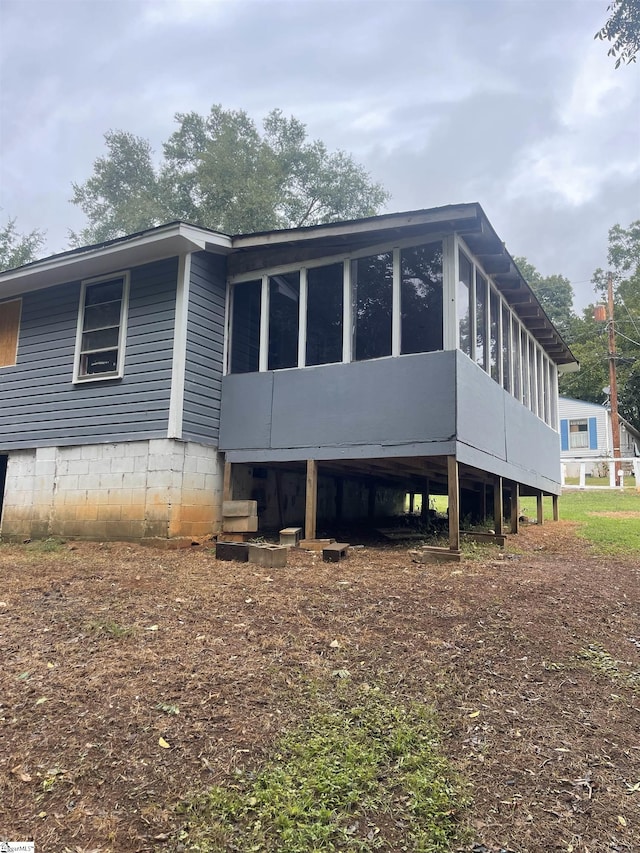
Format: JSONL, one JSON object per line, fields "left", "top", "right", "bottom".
{"left": 559, "top": 396, "right": 640, "bottom": 475}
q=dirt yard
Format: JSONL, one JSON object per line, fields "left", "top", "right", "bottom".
{"left": 0, "top": 522, "right": 638, "bottom": 853}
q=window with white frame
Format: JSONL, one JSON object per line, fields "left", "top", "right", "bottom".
{"left": 74, "top": 273, "right": 129, "bottom": 381}
{"left": 569, "top": 419, "right": 589, "bottom": 449}
{"left": 400, "top": 242, "right": 443, "bottom": 355}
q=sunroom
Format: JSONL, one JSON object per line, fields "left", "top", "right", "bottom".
{"left": 219, "top": 204, "right": 577, "bottom": 549}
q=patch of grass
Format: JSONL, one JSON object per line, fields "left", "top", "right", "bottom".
{"left": 85, "top": 618, "right": 134, "bottom": 638}
{"left": 577, "top": 643, "right": 640, "bottom": 691}
{"left": 556, "top": 490, "right": 640, "bottom": 554}
{"left": 27, "top": 537, "right": 65, "bottom": 553}
{"left": 173, "top": 683, "right": 469, "bottom": 852}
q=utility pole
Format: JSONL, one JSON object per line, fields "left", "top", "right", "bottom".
{"left": 607, "top": 271, "right": 622, "bottom": 485}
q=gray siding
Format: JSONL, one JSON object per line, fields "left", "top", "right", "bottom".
{"left": 220, "top": 350, "right": 562, "bottom": 493}
{"left": 220, "top": 351, "right": 457, "bottom": 461}
{"left": 0, "top": 258, "right": 178, "bottom": 450}
{"left": 456, "top": 352, "right": 561, "bottom": 492}
{"left": 182, "top": 251, "right": 227, "bottom": 443}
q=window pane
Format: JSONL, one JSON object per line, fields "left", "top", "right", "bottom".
{"left": 268, "top": 272, "right": 300, "bottom": 370}
{"left": 400, "top": 242, "right": 443, "bottom": 354}
{"left": 512, "top": 319, "right": 521, "bottom": 400}
{"left": 82, "top": 350, "right": 118, "bottom": 375}
{"left": 83, "top": 301, "right": 121, "bottom": 331}
{"left": 549, "top": 361, "right": 558, "bottom": 427}
{"left": 81, "top": 327, "right": 119, "bottom": 352}
{"left": 353, "top": 252, "right": 393, "bottom": 361}
{"left": 231, "top": 279, "right": 261, "bottom": 374}
{"left": 569, "top": 419, "right": 589, "bottom": 448}
{"left": 521, "top": 329, "right": 529, "bottom": 407}
{"left": 458, "top": 251, "right": 472, "bottom": 357}
{"left": 501, "top": 305, "right": 511, "bottom": 393}
{"left": 306, "top": 264, "right": 343, "bottom": 365}
{"left": 490, "top": 289, "right": 500, "bottom": 382}
{"left": 543, "top": 357, "right": 550, "bottom": 424}
{"left": 85, "top": 280, "right": 123, "bottom": 306}
{"left": 528, "top": 338, "right": 537, "bottom": 413}
{"left": 475, "top": 271, "right": 487, "bottom": 370}
{"left": 537, "top": 348, "right": 544, "bottom": 419}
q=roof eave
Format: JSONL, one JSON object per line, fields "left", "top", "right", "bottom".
{"left": 0, "top": 223, "right": 232, "bottom": 298}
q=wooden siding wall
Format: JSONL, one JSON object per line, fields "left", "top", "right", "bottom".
{"left": 182, "top": 251, "right": 227, "bottom": 444}
{"left": 558, "top": 399, "right": 609, "bottom": 457}
{"left": 0, "top": 258, "right": 178, "bottom": 450}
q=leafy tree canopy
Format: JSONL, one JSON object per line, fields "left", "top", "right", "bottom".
{"left": 560, "top": 220, "right": 640, "bottom": 430}
{"left": 595, "top": 0, "right": 640, "bottom": 67}
{"left": 71, "top": 106, "right": 390, "bottom": 245}
{"left": 0, "top": 218, "right": 45, "bottom": 272}
{"left": 514, "top": 256, "right": 575, "bottom": 340}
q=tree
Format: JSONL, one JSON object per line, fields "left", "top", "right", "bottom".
{"left": 560, "top": 221, "right": 640, "bottom": 430}
{"left": 0, "top": 218, "right": 45, "bottom": 271}
{"left": 514, "top": 256, "right": 576, "bottom": 339}
{"left": 595, "top": 0, "right": 640, "bottom": 67}
{"left": 71, "top": 106, "right": 390, "bottom": 244}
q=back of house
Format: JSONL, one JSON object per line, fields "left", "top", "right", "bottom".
{"left": 0, "top": 204, "right": 577, "bottom": 543}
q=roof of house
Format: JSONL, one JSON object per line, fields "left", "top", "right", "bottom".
{"left": 0, "top": 203, "right": 576, "bottom": 366}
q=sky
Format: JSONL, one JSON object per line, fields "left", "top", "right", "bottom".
{"left": 0, "top": 0, "right": 638, "bottom": 310}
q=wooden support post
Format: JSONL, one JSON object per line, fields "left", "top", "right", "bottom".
{"left": 493, "top": 476, "right": 503, "bottom": 535}
{"left": 421, "top": 479, "right": 430, "bottom": 519}
{"left": 448, "top": 456, "right": 460, "bottom": 551}
{"left": 536, "top": 491, "right": 544, "bottom": 526}
{"left": 552, "top": 494, "right": 559, "bottom": 521}
{"left": 408, "top": 493, "right": 415, "bottom": 514}
{"left": 223, "top": 461, "right": 233, "bottom": 503}
{"left": 509, "top": 482, "right": 519, "bottom": 534}
{"left": 305, "top": 460, "right": 318, "bottom": 541}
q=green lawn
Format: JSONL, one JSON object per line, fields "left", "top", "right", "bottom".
{"left": 529, "top": 489, "right": 640, "bottom": 555}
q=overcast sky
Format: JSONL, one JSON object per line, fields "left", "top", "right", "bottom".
{"left": 0, "top": 0, "right": 638, "bottom": 309}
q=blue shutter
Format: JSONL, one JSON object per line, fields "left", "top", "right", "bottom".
{"left": 560, "top": 419, "right": 569, "bottom": 451}
{"left": 588, "top": 417, "right": 598, "bottom": 450}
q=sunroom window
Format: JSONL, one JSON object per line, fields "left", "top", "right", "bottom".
{"left": 353, "top": 252, "right": 393, "bottom": 361}
{"left": 75, "top": 274, "right": 128, "bottom": 381}
{"left": 457, "top": 250, "right": 472, "bottom": 358}
{"left": 268, "top": 272, "right": 300, "bottom": 370}
{"left": 306, "top": 263, "right": 343, "bottom": 366}
{"left": 400, "top": 242, "right": 443, "bottom": 354}
{"left": 230, "top": 279, "right": 262, "bottom": 374}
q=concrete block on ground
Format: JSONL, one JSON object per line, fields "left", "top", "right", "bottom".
{"left": 222, "top": 500, "right": 258, "bottom": 518}
{"left": 218, "top": 532, "right": 252, "bottom": 543}
{"left": 322, "top": 543, "right": 350, "bottom": 563}
{"left": 299, "top": 538, "right": 335, "bottom": 551}
{"left": 248, "top": 544, "right": 288, "bottom": 568}
{"left": 279, "top": 527, "right": 302, "bottom": 547}
{"left": 215, "top": 541, "right": 249, "bottom": 562}
{"left": 223, "top": 515, "right": 258, "bottom": 533}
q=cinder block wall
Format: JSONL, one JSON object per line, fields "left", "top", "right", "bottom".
{"left": 0, "top": 439, "right": 223, "bottom": 541}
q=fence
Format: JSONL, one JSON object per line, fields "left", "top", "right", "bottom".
{"left": 561, "top": 456, "right": 640, "bottom": 491}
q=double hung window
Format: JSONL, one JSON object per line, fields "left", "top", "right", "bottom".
{"left": 74, "top": 273, "right": 129, "bottom": 381}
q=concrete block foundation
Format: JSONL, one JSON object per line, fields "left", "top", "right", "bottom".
{"left": 0, "top": 439, "right": 224, "bottom": 541}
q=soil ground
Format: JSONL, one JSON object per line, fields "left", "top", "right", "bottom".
{"left": 0, "top": 521, "right": 638, "bottom": 853}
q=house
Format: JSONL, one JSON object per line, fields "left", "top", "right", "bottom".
{"left": 0, "top": 204, "right": 577, "bottom": 549}
{"left": 559, "top": 396, "right": 640, "bottom": 476}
